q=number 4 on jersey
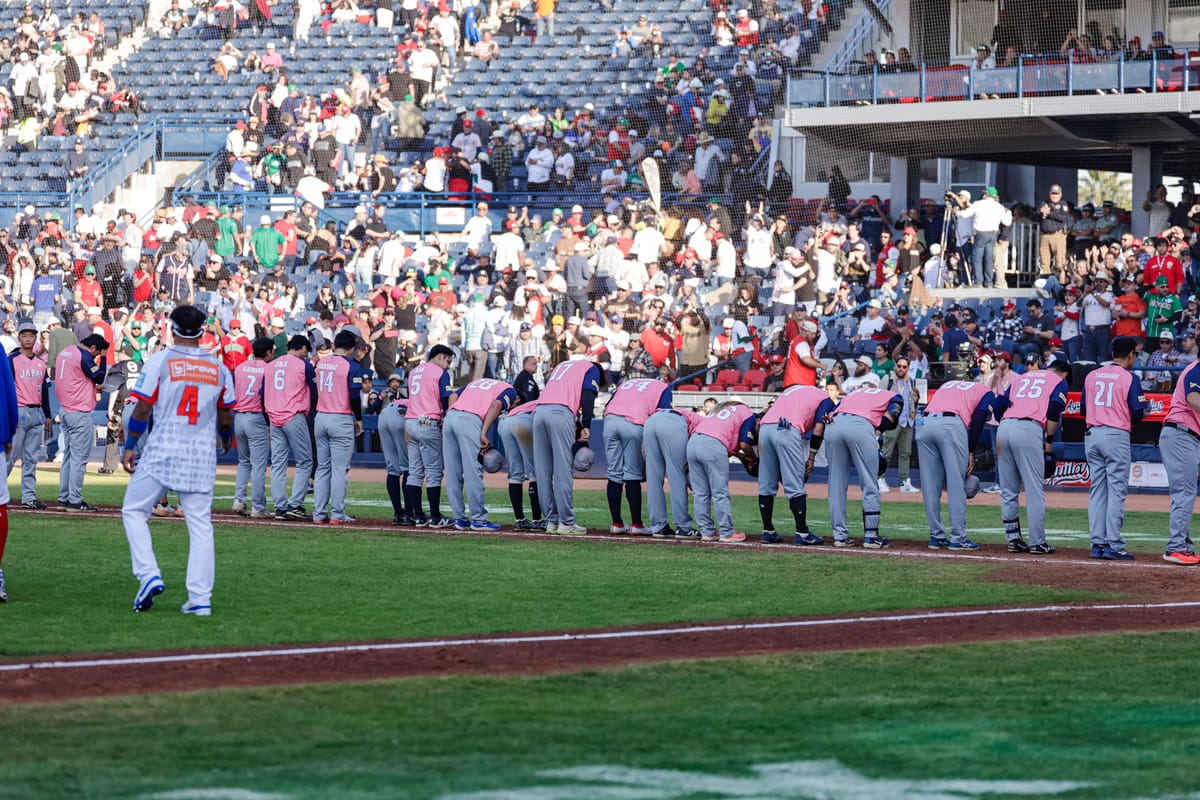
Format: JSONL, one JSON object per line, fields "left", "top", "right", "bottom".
{"left": 176, "top": 385, "right": 200, "bottom": 424}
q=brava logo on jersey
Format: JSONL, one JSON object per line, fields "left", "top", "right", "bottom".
{"left": 168, "top": 359, "right": 220, "bottom": 386}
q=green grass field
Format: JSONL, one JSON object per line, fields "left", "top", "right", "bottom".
{"left": 3, "top": 469, "right": 1190, "bottom": 800}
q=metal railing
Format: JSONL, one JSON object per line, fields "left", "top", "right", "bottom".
{"left": 823, "top": 0, "right": 891, "bottom": 73}
{"left": 788, "top": 52, "right": 1200, "bottom": 108}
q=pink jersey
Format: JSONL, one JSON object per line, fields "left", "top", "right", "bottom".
{"left": 1165, "top": 360, "right": 1200, "bottom": 435}
{"left": 508, "top": 397, "right": 541, "bottom": 417}
{"left": 12, "top": 352, "right": 46, "bottom": 407}
{"left": 233, "top": 360, "right": 267, "bottom": 413}
{"left": 1084, "top": 366, "right": 1135, "bottom": 432}
{"left": 604, "top": 378, "right": 669, "bottom": 426}
{"left": 925, "top": 380, "right": 991, "bottom": 425}
{"left": 1004, "top": 370, "right": 1062, "bottom": 427}
{"left": 453, "top": 378, "right": 514, "bottom": 419}
{"left": 405, "top": 362, "right": 448, "bottom": 420}
{"left": 264, "top": 354, "right": 312, "bottom": 427}
{"left": 835, "top": 387, "right": 900, "bottom": 427}
{"left": 761, "top": 385, "right": 828, "bottom": 432}
{"left": 54, "top": 346, "right": 100, "bottom": 413}
{"left": 539, "top": 359, "right": 596, "bottom": 415}
{"left": 315, "top": 355, "right": 353, "bottom": 414}
{"left": 651, "top": 407, "right": 706, "bottom": 435}
{"left": 694, "top": 404, "right": 756, "bottom": 455}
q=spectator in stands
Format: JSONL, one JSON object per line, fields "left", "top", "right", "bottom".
{"left": 1146, "top": 276, "right": 1182, "bottom": 340}
{"left": 1080, "top": 274, "right": 1114, "bottom": 362}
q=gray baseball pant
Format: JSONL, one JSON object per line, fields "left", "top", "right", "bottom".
{"left": 532, "top": 404, "right": 578, "bottom": 526}
{"left": 58, "top": 410, "right": 93, "bottom": 505}
{"left": 444, "top": 409, "right": 489, "bottom": 523}
{"left": 916, "top": 415, "right": 969, "bottom": 544}
{"left": 757, "top": 422, "right": 809, "bottom": 499}
{"left": 378, "top": 404, "right": 409, "bottom": 477}
{"left": 313, "top": 412, "right": 354, "bottom": 521}
{"left": 603, "top": 415, "right": 645, "bottom": 482}
{"left": 825, "top": 414, "right": 881, "bottom": 543}
{"left": 270, "top": 415, "right": 313, "bottom": 511}
{"left": 1085, "top": 425, "right": 1131, "bottom": 551}
{"left": 405, "top": 418, "right": 444, "bottom": 487}
{"left": 234, "top": 411, "right": 270, "bottom": 513}
{"left": 996, "top": 418, "right": 1050, "bottom": 546}
{"left": 8, "top": 406, "right": 44, "bottom": 503}
{"left": 686, "top": 434, "right": 734, "bottom": 537}
{"left": 1159, "top": 425, "right": 1199, "bottom": 555}
{"left": 498, "top": 413, "right": 535, "bottom": 483}
{"left": 644, "top": 410, "right": 692, "bottom": 533}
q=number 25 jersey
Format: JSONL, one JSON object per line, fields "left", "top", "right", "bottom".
{"left": 130, "top": 345, "right": 236, "bottom": 491}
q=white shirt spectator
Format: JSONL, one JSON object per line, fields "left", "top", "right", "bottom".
{"left": 423, "top": 156, "right": 446, "bottom": 192}
{"left": 958, "top": 196, "right": 1012, "bottom": 233}
{"left": 1081, "top": 289, "right": 1113, "bottom": 327}
{"left": 856, "top": 312, "right": 886, "bottom": 338}
{"left": 461, "top": 213, "right": 492, "bottom": 249}
{"left": 694, "top": 143, "right": 725, "bottom": 181}
{"left": 407, "top": 47, "right": 440, "bottom": 83}
{"left": 774, "top": 257, "right": 802, "bottom": 306}
{"left": 524, "top": 145, "right": 554, "bottom": 184}
{"left": 554, "top": 151, "right": 575, "bottom": 182}
{"left": 430, "top": 12, "right": 460, "bottom": 48}
{"left": 451, "top": 131, "right": 482, "bottom": 161}
{"left": 632, "top": 226, "right": 665, "bottom": 266}
{"left": 332, "top": 112, "right": 361, "bottom": 145}
{"left": 743, "top": 223, "right": 773, "bottom": 271}
{"left": 492, "top": 228, "right": 525, "bottom": 273}
{"left": 600, "top": 166, "right": 627, "bottom": 192}
{"left": 516, "top": 110, "right": 546, "bottom": 134}
{"left": 295, "top": 173, "right": 332, "bottom": 208}
{"left": 815, "top": 248, "right": 839, "bottom": 295}
{"left": 714, "top": 237, "right": 737, "bottom": 281}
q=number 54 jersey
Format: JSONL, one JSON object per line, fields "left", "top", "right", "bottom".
{"left": 130, "top": 344, "right": 236, "bottom": 491}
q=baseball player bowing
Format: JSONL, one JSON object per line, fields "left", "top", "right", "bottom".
{"left": 644, "top": 406, "right": 705, "bottom": 539}
{"left": 123, "top": 305, "right": 236, "bottom": 617}
{"left": 264, "top": 335, "right": 316, "bottom": 521}
{"left": 498, "top": 398, "right": 544, "bottom": 531}
{"left": 231, "top": 337, "right": 274, "bottom": 518}
{"left": 1156, "top": 357, "right": 1200, "bottom": 565}
{"left": 602, "top": 377, "right": 673, "bottom": 535}
{"left": 825, "top": 386, "right": 903, "bottom": 548}
{"left": 757, "top": 384, "right": 834, "bottom": 545}
{"left": 379, "top": 372, "right": 414, "bottom": 525}
{"left": 917, "top": 380, "right": 998, "bottom": 550}
{"left": 405, "top": 344, "right": 458, "bottom": 528}
{"left": 686, "top": 401, "right": 758, "bottom": 543}
{"left": 1082, "top": 336, "right": 1148, "bottom": 561}
{"left": 994, "top": 357, "right": 1071, "bottom": 554}
{"left": 533, "top": 358, "right": 602, "bottom": 535}
{"left": 444, "top": 378, "right": 517, "bottom": 531}
{"left": 312, "top": 331, "right": 371, "bottom": 524}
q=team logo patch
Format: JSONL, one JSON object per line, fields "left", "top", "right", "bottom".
{"left": 168, "top": 358, "right": 220, "bottom": 386}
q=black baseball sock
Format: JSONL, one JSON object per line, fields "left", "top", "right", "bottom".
{"left": 528, "top": 482, "right": 543, "bottom": 520}
{"left": 403, "top": 483, "right": 421, "bottom": 518}
{"left": 758, "top": 494, "right": 775, "bottom": 531}
{"left": 606, "top": 480, "right": 623, "bottom": 525}
{"left": 624, "top": 480, "right": 643, "bottom": 526}
{"left": 427, "top": 487, "right": 442, "bottom": 520}
{"left": 509, "top": 482, "right": 525, "bottom": 519}
{"left": 789, "top": 494, "right": 808, "bottom": 532}
{"left": 386, "top": 474, "right": 404, "bottom": 516}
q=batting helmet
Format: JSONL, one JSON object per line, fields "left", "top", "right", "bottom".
{"left": 479, "top": 447, "right": 505, "bottom": 474}
{"left": 878, "top": 451, "right": 889, "bottom": 478}
{"left": 572, "top": 442, "right": 596, "bottom": 472}
{"left": 1044, "top": 451, "right": 1057, "bottom": 481}
{"left": 964, "top": 474, "right": 980, "bottom": 499}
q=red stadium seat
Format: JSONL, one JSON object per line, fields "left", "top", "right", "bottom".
{"left": 676, "top": 384, "right": 699, "bottom": 392}
{"left": 730, "top": 384, "right": 751, "bottom": 392}
{"left": 702, "top": 384, "right": 723, "bottom": 392}
{"left": 715, "top": 369, "right": 740, "bottom": 387}
{"left": 743, "top": 369, "right": 768, "bottom": 390}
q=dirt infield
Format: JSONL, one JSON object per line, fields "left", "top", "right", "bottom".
{"left": 7, "top": 505, "right": 1200, "bottom": 705}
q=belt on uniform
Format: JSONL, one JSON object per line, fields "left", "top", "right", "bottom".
{"left": 1008, "top": 417, "right": 1040, "bottom": 423}
{"left": 22, "top": 404, "right": 40, "bottom": 408}
{"left": 925, "top": 412, "right": 957, "bottom": 418}
{"left": 1164, "top": 421, "right": 1200, "bottom": 442}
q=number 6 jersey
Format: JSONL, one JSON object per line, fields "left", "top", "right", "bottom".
{"left": 130, "top": 345, "right": 236, "bottom": 491}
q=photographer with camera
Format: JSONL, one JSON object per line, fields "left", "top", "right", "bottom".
{"left": 945, "top": 189, "right": 974, "bottom": 284}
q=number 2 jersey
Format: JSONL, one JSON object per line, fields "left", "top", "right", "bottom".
{"left": 130, "top": 344, "right": 236, "bottom": 491}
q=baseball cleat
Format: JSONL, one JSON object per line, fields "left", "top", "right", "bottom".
{"left": 629, "top": 524, "right": 651, "bottom": 536}
{"left": 274, "top": 509, "right": 289, "bottom": 520}
{"left": 794, "top": 532, "right": 825, "bottom": 546}
{"left": 1028, "top": 542, "right": 1057, "bottom": 555}
{"left": 180, "top": 602, "right": 212, "bottom": 617}
{"left": 834, "top": 538, "right": 856, "bottom": 548}
{"left": 862, "top": 536, "right": 890, "bottom": 549}
{"left": 513, "top": 519, "right": 534, "bottom": 531}
{"left": 68, "top": 502, "right": 99, "bottom": 513}
{"left": 133, "top": 575, "right": 165, "bottom": 613}
{"left": 928, "top": 537, "right": 950, "bottom": 550}
{"left": 21, "top": 500, "right": 46, "bottom": 510}
{"left": 1090, "top": 544, "right": 1106, "bottom": 559}
{"left": 1008, "top": 538, "right": 1031, "bottom": 553}
{"left": 153, "top": 503, "right": 177, "bottom": 517}
{"left": 530, "top": 519, "right": 548, "bottom": 531}
{"left": 719, "top": 531, "right": 748, "bottom": 543}
{"left": 674, "top": 527, "right": 700, "bottom": 539}
{"left": 231, "top": 500, "right": 247, "bottom": 515}
{"left": 248, "top": 508, "right": 270, "bottom": 518}
{"left": 284, "top": 507, "right": 309, "bottom": 521}
{"left": 1163, "top": 551, "right": 1200, "bottom": 565}
{"left": 55, "top": 502, "right": 69, "bottom": 512}
{"left": 761, "top": 530, "right": 783, "bottom": 544}
{"left": 609, "top": 524, "right": 629, "bottom": 534}
{"left": 700, "top": 531, "right": 719, "bottom": 542}
{"left": 949, "top": 540, "right": 980, "bottom": 550}
{"left": 453, "top": 518, "right": 472, "bottom": 531}
{"left": 471, "top": 520, "right": 502, "bottom": 531}
{"left": 558, "top": 523, "right": 588, "bottom": 535}
{"left": 312, "top": 516, "right": 330, "bottom": 525}
{"left": 650, "top": 526, "right": 671, "bottom": 538}
{"left": 329, "top": 516, "right": 356, "bottom": 525}
{"left": 0, "top": 568, "right": 7, "bottom": 602}
{"left": 427, "top": 517, "right": 454, "bottom": 529}
{"left": 1101, "top": 546, "right": 1135, "bottom": 561}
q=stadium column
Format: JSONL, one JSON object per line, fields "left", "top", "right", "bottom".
{"left": 888, "top": 157, "right": 920, "bottom": 216}
{"left": 1130, "top": 144, "right": 1164, "bottom": 239}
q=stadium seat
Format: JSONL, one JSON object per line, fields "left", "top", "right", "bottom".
{"left": 742, "top": 369, "right": 767, "bottom": 389}
{"left": 715, "top": 369, "right": 740, "bottom": 388}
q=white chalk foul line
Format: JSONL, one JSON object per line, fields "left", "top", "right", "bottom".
{"left": 4, "top": 601, "right": 1200, "bottom": 675}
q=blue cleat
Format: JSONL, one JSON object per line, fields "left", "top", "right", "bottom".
{"left": 761, "top": 530, "right": 783, "bottom": 544}
{"left": 862, "top": 536, "right": 890, "bottom": 549}
{"left": 471, "top": 520, "right": 502, "bottom": 531}
{"left": 949, "top": 540, "right": 980, "bottom": 550}
{"left": 794, "top": 532, "right": 825, "bottom": 546}
{"left": 1101, "top": 546, "right": 1135, "bottom": 561}
{"left": 453, "top": 518, "right": 471, "bottom": 531}
{"left": 1090, "top": 544, "right": 1106, "bottom": 559}
{"left": 133, "top": 575, "right": 165, "bottom": 613}
{"left": 928, "top": 537, "right": 950, "bottom": 550}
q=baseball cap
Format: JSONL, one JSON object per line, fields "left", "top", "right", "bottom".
{"left": 1156, "top": 275, "right": 1170, "bottom": 286}
{"left": 867, "top": 299, "right": 882, "bottom": 309}
{"left": 520, "top": 322, "right": 532, "bottom": 331}
{"left": 260, "top": 214, "right": 271, "bottom": 225}
{"left": 985, "top": 186, "right": 998, "bottom": 197}
{"left": 84, "top": 265, "right": 96, "bottom": 275}
{"left": 270, "top": 317, "right": 285, "bottom": 328}
{"left": 16, "top": 320, "right": 36, "bottom": 333}
{"left": 857, "top": 355, "right": 873, "bottom": 366}
{"left": 229, "top": 319, "right": 242, "bottom": 329}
